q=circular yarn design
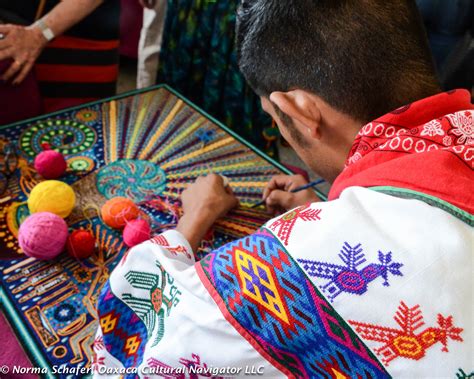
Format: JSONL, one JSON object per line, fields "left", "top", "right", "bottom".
{"left": 67, "top": 156, "right": 95, "bottom": 172}
{"left": 96, "top": 159, "right": 167, "bottom": 202}
{"left": 19, "top": 119, "right": 96, "bottom": 157}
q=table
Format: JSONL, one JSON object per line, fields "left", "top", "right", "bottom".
{"left": 0, "top": 85, "right": 297, "bottom": 376}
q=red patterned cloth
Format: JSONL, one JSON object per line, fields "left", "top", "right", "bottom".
{"left": 329, "top": 90, "right": 473, "bottom": 214}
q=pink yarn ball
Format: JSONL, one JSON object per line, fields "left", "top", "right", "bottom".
{"left": 34, "top": 150, "right": 67, "bottom": 179}
{"left": 123, "top": 219, "right": 151, "bottom": 247}
{"left": 18, "top": 212, "right": 69, "bottom": 260}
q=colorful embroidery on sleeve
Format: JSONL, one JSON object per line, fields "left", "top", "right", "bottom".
{"left": 298, "top": 242, "right": 403, "bottom": 302}
{"left": 97, "top": 282, "right": 148, "bottom": 368}
{"left": 121, "top": 261, "right": 182, "bottom": 347}
{"left": 150, "top": 235, "right": 192, "bottom": 259}
{"left": 349, "top": 301, "right": 464, "bottom": 366}
{"left": 268, "top": 205, "right": 321, "bottom": 245}
{"left": 196, "top": 229, "right": 388, "bottom": 378}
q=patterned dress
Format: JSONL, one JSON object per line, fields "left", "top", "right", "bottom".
{"left": 94, "top": 90, "right": 473, "bottom": 378}
{"left": 157, "top": 0, "right": 277, "bottom": 156}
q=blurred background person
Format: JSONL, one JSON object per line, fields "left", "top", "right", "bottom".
{"left": 155, "top": 1, "right": 277, "bottom": 156}
{"left": 416, "top": 0, "right": 473, "bottom": 92}
{"left": 0, "top": 0, "right": 120, "bottom": 123}
{"left": 136, "top": 0, "right": 167, "bottom": 89}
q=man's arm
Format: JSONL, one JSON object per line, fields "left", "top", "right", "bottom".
{"left": 176, "top": 174, "right": 239, "bottom": 253}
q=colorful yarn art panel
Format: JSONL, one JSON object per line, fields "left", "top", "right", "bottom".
{"left": 0, "top": 85, "right": 288, "bottom": 375}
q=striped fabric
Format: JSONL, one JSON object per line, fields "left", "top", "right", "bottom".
{"left": 35, "top": 35, "right": 120, "bottom": 112}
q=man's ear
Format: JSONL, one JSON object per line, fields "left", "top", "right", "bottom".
{"left": 270, "top": 90, "right": 322, "bottom": 140}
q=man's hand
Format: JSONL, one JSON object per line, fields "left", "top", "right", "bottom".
{"left": 263, "top": 174, "right": 320, "bottom": 215}
{"left": 177, "top": 174, "right": 239, "bottom": 252}
{"left": 0, "top": 24, "right": 48, "bottom": 85}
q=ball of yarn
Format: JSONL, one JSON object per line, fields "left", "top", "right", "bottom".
{"left": 28, "top": 180, "right": 76, "bottom": 218}
{"left": 18, "top": 212, "right": 68, "bottom": 260}
{"left": 123, "top": 219, "right": 151, "bottom": 247}
{"left": 101, "top": 197, "right": 139, "bottom": 229}
{"left": 34, "top": 150, "right": 67, "bottom": 179}
{"left": 66, "top": 229, "right": 96, "bottom": 259}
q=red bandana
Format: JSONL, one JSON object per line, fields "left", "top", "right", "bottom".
{"left": 329, "top": 90, "right": 473, "bottom": 214}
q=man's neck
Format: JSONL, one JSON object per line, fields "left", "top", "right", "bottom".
{"left": 320, "top": 109, "right": 363, "bottom": 182}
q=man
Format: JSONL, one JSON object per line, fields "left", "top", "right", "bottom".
{"left": 94, "top": 1, "right": 473, "bottom": 378}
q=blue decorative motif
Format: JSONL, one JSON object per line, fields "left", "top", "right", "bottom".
{"left": 198, "top": 229, "right": 388, "bottom": 378}
{"left": 54, "top": 303, "right": 77, "bottom": 322}
{"left": 298, "top": 242, "right": 403, "bottom": 302}
{"left": 195, "top": 129, "right": 216, "bottom": 146}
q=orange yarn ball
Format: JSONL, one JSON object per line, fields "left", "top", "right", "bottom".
{"left": 66, "top": 229, "right": 95, "bottom": 259}
{"left": 101, "top": 197, "right": 139, "bottom": 229}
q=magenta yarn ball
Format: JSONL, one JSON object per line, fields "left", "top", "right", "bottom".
{"left": 34, "top": 150, "right": 67, "bottom": 179}
{"left": 123, "top": 219, "right": 151, "bottom": 247}
{"left": 18, "top": 212, "right": 69, "bottom": 260}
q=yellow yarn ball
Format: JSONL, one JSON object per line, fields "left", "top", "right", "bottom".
{"left": 28, "top": 180, "right": 76, "bottom": 219}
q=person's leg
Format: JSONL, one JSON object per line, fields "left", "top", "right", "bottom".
{"left": 137, "top": 0, "right": 167, "bottom": 89}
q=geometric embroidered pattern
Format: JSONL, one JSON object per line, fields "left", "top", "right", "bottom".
{"left": 97, "top": 282, "right": 148, "bottom": 368}
{"left": 197, "top": 228, "right": 389, "bottom": 378}
{"left": 268, "top": 205, "right": 321, "bottom": 245}
{"left": 349, "top": 301, "right": 464, "bottom": 366}
{"left": 235, "top": 247, "right": 290, "bottom": 324}
{"left": 298, "top": 242, "right": 403, "bottom": 302}
{"left": 121, "top": 260, "right": 182, "bottom": 347}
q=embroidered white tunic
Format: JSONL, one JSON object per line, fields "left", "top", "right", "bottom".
{"left": 93, "top": 187, "right": 473, "bottom": 378}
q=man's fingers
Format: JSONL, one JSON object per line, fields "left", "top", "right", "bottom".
{"left": 225, "top": 183, "right": 235, "bottom": 196}
{"left": 194, "top": 175, "right": 205, "bottom": 184}
{"left": 263, "top": 175, "right": 293, "bottom": 199}
{"left": 266, "top": 189, "right": 294, "bottom": 210}
{"left": 210, "top": 173, "right": 224, "bottom": 186}
{"left": 230, "top": 195, "right": 240, "bottom": 209}
{"left": 271, "top": 175, "right": 294, "bottom": 189}
{"left": 263, "top": 174, "right": 309, "bottom": 200}
{"left": 2, "top": 60, "right": 22, "bottom": 81}
{"left": 12, "top": 60, "right": 33, "bottom": 85}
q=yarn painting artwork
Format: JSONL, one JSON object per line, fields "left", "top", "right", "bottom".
{"left": 0, "top": 85, "right": 293, "bottom": 375}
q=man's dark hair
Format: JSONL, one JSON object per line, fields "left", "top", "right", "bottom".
{"left": 236, "top": 0, "right": 440, "bottom": 123}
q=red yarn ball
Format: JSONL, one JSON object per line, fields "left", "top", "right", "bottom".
{"left": 66, "top": 229, "right": 96, "bottom": 259}
{"left": 34, "top": 150, "right": 67, "bottom": 179}
{"left": 123, "top": 219, "right": 151, "bottom": 247}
